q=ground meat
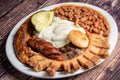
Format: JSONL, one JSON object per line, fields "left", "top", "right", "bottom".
{"left": 63, "top": 49, "right": 81, "bottom": 59}
{"left": 59, "top": 43, "right": 78, "bottom": 53}
{"left": 59, "top": 43, "right": 81, "bottom": 59}
{"left": 54, "top": 5, "right": 110, "bottom": 37}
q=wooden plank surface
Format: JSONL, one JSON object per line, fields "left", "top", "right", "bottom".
{"left": 0, "top": 0, "right": 120, "bottom": 80}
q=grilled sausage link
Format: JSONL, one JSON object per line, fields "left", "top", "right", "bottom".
{"left": 27, "top": 37, "right": 65, "bottom": 61}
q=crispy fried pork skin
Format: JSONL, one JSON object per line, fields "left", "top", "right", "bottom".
{"left": 27, "top": 37, "right": 65, "bottom": 61}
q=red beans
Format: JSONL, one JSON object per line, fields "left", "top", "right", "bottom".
{"left": 54, "top": 5, "right": 110, "bottom": 37}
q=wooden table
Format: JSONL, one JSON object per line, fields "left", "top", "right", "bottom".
{"left": 0, "top": 0, "right": 120, "bottom": 80}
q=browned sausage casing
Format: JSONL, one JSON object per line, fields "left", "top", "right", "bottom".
{"left": 27, "top": 37, "right": 65, "bottom": 61}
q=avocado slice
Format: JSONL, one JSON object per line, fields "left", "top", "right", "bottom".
{"left": 31, "top": 11, "right": 54, "bottom": 32}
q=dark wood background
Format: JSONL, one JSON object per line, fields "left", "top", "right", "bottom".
{"left": 0, "top": 0, "right": 120, "bottom": 80}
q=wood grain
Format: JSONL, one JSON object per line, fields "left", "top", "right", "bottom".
{"left": 0, "top": 0, "right": 23, "bottom": 18}
{"left": 0, "top": 0, "right": 120, "bottom": 80}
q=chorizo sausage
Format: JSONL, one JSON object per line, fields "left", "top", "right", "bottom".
{"left": 27, "top": 37, "right": 65, "bottom": 61}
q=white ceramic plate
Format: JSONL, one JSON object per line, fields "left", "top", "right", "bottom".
{"left": 6, "top": 2, "right": 118, "bottom": 79}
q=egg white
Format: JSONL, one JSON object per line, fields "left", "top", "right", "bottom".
{"left": 38, "top": 17, "right": 85, "bottom": 48}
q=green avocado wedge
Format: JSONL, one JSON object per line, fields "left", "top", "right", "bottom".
{"left": 31, "top": 11, "right": 54, "bottom": 32}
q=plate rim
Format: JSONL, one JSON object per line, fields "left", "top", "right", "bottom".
{"left": 5, "top": 2, "right": 118, "bottom": 79}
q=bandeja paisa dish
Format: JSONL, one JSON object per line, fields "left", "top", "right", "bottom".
{"left": 14, "top": 4, "right": 111, "bottom": 76}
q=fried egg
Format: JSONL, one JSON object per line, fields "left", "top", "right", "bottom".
{"left": 38, "top": 17, "right": 85, "bottom": 48}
